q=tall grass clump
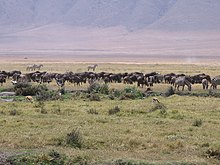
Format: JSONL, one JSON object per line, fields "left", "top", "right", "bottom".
{"left": 9, "top": 109, "right": 19, "bottom": 116}
{"left": 192, "top": 119, "right": 203, "bottom": 127}
{"left": 87, "top": 108, "right": 99, "bottom": 115}
{"left": 120, "top": 86, "right": 144, "bottom": 100}
{"left": 149, "top": 102, "right": 167, "bottom": 115}
{"left": 108, "top": 106, "right": 121, "bottom": 115}
{"left": 87, "top": 82, "right": 109, "bottom": 94}
{"left": 34, "top": 101, "right": 47, "bottom": 114}
{"left": 66, "top": 128, "right": 83, "bottom": 148}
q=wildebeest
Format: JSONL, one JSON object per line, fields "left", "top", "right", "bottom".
{"left": 88, "top": 64, "right": 98, "bottom": 71}
{"left": 164, "top": 73, "right": 176, "bottom": 84}
{"left": 174, "top": 76, "right": 192, "bottom": 91}
{"left": 202, "top": 79, "right": 209, "bottom": 90}
{"left": 210, "top": 76, "right": 220, "bottom": 89}
{"left": 192, "top": 73, "right": 211, "bottom": 84}
{"left": 137, "top": 76, "right": 148, "bottom": 88}
{"left": 0, "top": 74, "right": 7, "bottom": 86}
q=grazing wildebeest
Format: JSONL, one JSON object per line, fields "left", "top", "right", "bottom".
{"left": 210, "top": 76, "right": 220, "bottom": 89}
{"left": 174, "top": 77, "right": 192, "bottom": 91}
{"left": 7, "top": 70, "right": 21, "bottom": 79}
{"left": 0, "top": 74, "right": 7, "bottom": 86}
{"left": 202, "top": 78, "right": 209, "bottom": 90}
{"left": 164, "top": 73, "right": 176, "bottom": 84}
{"left": 41, "top": 73, "right": 53, "bottom": 84}
{"left": 123, "top": 76, "right": 133, "bottom": 84}
{"left": 192, "top": 73, "right": 211, "bottom": 84}
{"left": 148, "top": 76, "right": 155, "bottom": 86}
{"left": 137, "top": 76, "right": 148, "bottom": 88}
{"left": 88, "top": 64, "right": 98, "bottom": 71}
{"left": 154, "top": 74, "right": 164, "bottom": 83}
{"left": 56, "top": 78, "right": 66, "bottom": 87}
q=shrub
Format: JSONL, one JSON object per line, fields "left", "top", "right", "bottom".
{"left": 99, "top": 83, "right": 109, "bottom": 95}
{"left": 14, "top": 83, "right": 36, "bottom": 96}
{"left": 8, "top": 150, "right": 68, "bottom": 164}
{"left": 87, "top": 82, "right": 109, "bottom": 94}
{"left": 108, "top": 106, "right": 121, "bottom": 115}
{"left": 192, "top": 119, "right": 203, "bottom": 127}
{"left": 48, "top": 150, "right": 61, "bottom": 159}
{"left": 164, "top": 86, "right": 175, "bottom": 97}
{"left": 66, "top": 128, "right": 83, "bottom": 148}
{"left": 122, "top": 86, "right": 144, "bottom": 99}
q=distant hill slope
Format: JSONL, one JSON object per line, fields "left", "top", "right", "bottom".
{"left": 0, "top": 0, "right": 220, "bottom": 32}
{"left": 150, "top": 0, "right": 220, "bottom": 31}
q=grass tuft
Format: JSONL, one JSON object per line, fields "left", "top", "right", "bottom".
{"left": 66, "top": 128, "right": 83, "bottom": 148}
{"left": 108, "top": 106, "right": 121, "bottom": 115}
{"left": 192, "top": 119, "right": 203, "bottom": 127}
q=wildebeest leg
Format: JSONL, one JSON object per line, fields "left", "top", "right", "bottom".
{"left": 177, "top": 85, "right": 179, "bottom": 91}
{"left": 182, "top": 85, "right": 185, "bottom": 91}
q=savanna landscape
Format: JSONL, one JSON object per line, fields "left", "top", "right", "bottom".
{"left": 0, "top": 59, "right": 220, "bottom": 165}
{"left": 1, "top": 0, "right": 220, "bottom": 164}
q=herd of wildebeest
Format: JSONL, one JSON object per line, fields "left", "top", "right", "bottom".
{"left": 0, "top": 64, "right": 220, "bottom": 92}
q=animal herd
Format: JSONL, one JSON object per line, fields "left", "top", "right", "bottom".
{"left": 1, "top": 66, "right": 220, "bottom": 92}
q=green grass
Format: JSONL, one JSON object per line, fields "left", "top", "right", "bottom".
{"left": 0, "top": 62, "right": 220, "bottom": 164}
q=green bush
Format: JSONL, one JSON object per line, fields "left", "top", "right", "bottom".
{"left": 119, "top": 86, "right": 144, "bottom": 100}
{"left": 8, "top": 150, "right": 68, "bottom": 165}
{"left": 87, "top": 82, "right": 109, "bottom": 94}
{"left": 36, "top": 90, "right": 58, "bottom": 101}
{"left": 14, "top": 83, "right": 37, "bottom": 96}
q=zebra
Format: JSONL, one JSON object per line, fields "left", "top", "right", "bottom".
{"left": 26, "top": 64, "right": 37, "bottom": 71}
{"left": 35, "top": 64, "right": 43, "bottom": 70}
{"left": 88, "top": 64, "right": 98, "bottom": 71}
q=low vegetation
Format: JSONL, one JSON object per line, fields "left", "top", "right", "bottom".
{"left": 0, "top": 63, "right": 220, "bottom": 164}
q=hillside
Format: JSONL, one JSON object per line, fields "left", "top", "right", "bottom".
{"left": 0, "top": 0, "right": 220, "bottom": 61}
{"left": 0, "top": 0, "right": 220, "bottom": 32}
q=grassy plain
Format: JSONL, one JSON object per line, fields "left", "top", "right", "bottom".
{"left": 0, "top": 62, "right": 220, "bottom": 164}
